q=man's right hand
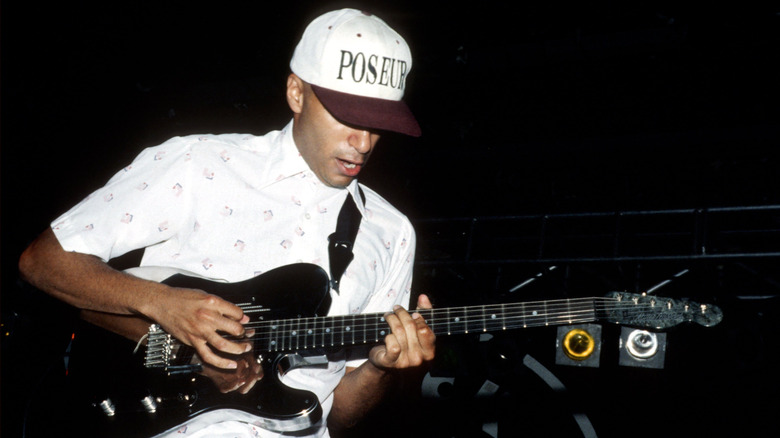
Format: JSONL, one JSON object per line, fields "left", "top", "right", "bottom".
{"left": 19, "top": 227, "right": 254, "bottom": 370}
{"left": 196, "top": 349, "right": 264, "bottom": 394}
{"left": 147, "top": 287, "right": 253, "bottom": 370}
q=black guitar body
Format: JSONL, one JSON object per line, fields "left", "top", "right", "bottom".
{"left": 57, "top": 263, "right": 333, "bottom": 437}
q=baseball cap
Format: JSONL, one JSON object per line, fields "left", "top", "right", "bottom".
{"left": 290, "top": 9, "right": 421, "bottom": 137}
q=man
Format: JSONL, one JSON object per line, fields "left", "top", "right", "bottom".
{"left": 18, "top": 8, "right": 434, "bottom": 437}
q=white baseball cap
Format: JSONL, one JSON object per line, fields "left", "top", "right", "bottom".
{"left": 290, "top": 9, "right": 421, "bottom": 137}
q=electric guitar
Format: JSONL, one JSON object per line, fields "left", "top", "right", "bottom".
{"left": 65, "top": 263, "right": 722, "bottom": 436}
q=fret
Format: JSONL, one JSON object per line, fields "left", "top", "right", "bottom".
{"left": 464, "top": 306, "right": 481, "bottom": 334}
{"left": 360, "top": 314, "right": 367, "bottom": 344}
{"left": 525, "top": 302, "right": 545, "bottom": 328}
{"left": 285, "top": 319, "right": 292, "bottom": 350}
{"left": 377, "top": 314, "right": 386, "bottom": 341}
{"left": 533, "top": 302, "right": 544, "bottom": 327}
{"left": 334, "top": 315, "right": 343, "bottom": 346}
{"left": 309, "top": 318, "right": 316, "bottom": 348}
{"left": 315, "top": 317, "right": 322, "bottom": 348}
{"left": 449, "top": 307, "right": 466, "bottom": 335}
{"left": 303, "top": 318, "right": 313, "bottom": 350}
{"left": 255, "top": 296, "right": 619, "bottom": 353}
{"left": 289, "top": 319, "right": 297, "bottom": 350}
{"left": 354, "top": 314, "right": 361, "bottom": 344}
{"left": 521, "top": 302, "right": 527, "bottom": 328}
{"left": 340, "top": 315, "right": 349, "bottom": 346}
{"left": 312, "top": 317, "right": 320, "bottom": 349}
{"left": 293, "top": 318, "right": 301, "bottom": 350}
{"left": 280, "top": 319, "right": 288, "bottom": 350}
{"left": 321, "top": 316, "right": 329, "bottom": 347}
{"left": 269, "top": 322, "right": 279, "bottom": 352}
{"left": 323, "top": 317, "right": 332, "bottom": 347}
{"left": 483, "top": 305, "right": 505, "bottom": 332}
{"left": 346, "top": 315, "right": 355, "bottom": 346}
{"left": 276, "top": 321, "right": 283, "bottom": 350}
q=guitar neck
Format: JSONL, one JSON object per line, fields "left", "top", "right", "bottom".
{"left": 248, "top": 297, "right": 607, "bottom": 353}
{"left": 421, "top": 297, "right": 604, "bottom": 336}
{"left": 146, "top": 290, "right": 720, "bottom": 369}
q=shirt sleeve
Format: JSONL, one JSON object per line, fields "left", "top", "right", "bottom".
{"left": 51, "top": 138, "right": 197, "bottom": 262}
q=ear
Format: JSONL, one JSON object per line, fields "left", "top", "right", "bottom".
{"left": 286, "top": 74, "right": 305, "bottom": 114}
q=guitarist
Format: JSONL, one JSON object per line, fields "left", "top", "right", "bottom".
{"left": 18, "top": 8, "right": 435, "bottom": 437}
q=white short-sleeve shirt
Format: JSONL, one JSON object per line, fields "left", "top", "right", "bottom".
{"left": 51, "top": 120, "right": 416, "bottom": 437}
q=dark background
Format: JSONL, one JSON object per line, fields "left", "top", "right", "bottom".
{"left": 2, "top": 2, "right": 779, "bottom": 437}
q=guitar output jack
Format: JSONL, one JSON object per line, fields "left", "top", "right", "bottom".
{"left": 562, "top": 328, "right": 596, "bottom": 360}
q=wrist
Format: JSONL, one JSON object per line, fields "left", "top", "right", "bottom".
{"left": 363, "top": 359, "right": 395, "bottom": 382}
{"left": 134, "top": 280, "right": 171, "bottom": 321}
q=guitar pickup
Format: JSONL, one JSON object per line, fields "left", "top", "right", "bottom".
{"left": 164, "top": 364, "right": 204, "bottom": 376}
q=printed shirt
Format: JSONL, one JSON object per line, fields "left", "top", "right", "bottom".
{"left": 51, "top": 120, "right": 416, "bottom": 437}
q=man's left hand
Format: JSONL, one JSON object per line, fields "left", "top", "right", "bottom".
{"left": 368, "top": 294, "right": 436, "bottom": 370}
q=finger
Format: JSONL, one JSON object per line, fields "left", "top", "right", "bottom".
{"left": 208, "top": 310, "right": 249, "bottom": 339}
{"left": 194, "top": 342, "right": 238, "bottom": 370}
{"left": 239, "top": 380, "right": 256, "bottom": 394}
{"left": 412, "top": 314, "right": 436, "bottom": 361}
{"left": 193, "top": 292, "right": 246, "bottom": 322}
{"left": 396, "top": 308, "right": 429, "bottom": 365}
{"left": 385, "top": 307, "right": 410, "bottom": 353}
{"left": 416, "top": 294, "right": 433, "bottom": 310}
{"left": 213, "top": 296, "right": 246, "bottom": 322}
{"left": 206, "top": 330, "right": 252, "bottom": 356}
{"left": 373, "top": 333, "right": 400, "bottom": 367}
{"left": 239, "top": 367, "right": 263, "bottom": 394}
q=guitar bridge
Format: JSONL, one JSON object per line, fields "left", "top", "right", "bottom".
{"left": 144, "top": 324, "right": 176, "bottom": 369}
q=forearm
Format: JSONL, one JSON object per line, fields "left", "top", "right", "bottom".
{"left": 19, "top": 227, "right": 252, "bottom": 369}
{"left": 328, "top": 362, "right": 394, "bottom": 430}
{"left": 18, "top": 227, "right": 167, "bottom": 318}
{"left": 80, "top": 310, "right": 154, "bottom": 342}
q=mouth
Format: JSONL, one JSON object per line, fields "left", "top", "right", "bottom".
{"left": 337, "top": 158, "right": 363, "bottom": 177}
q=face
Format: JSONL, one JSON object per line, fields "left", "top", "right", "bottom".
{"left": 288, "top": 75, "right": 381, "bottom": 188}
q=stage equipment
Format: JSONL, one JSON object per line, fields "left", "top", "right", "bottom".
{"left": 555, "top": 324, "right": 602, "bottom": 367}
{"left": 421, "top": 373, "right": 456, "bottom": 399}
{"left": 618, "top": 327, "right": 666, "bottom": 368}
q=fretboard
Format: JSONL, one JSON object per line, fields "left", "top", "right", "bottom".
{"left": 247, "top": 297, "right": 610, "bottom": 354}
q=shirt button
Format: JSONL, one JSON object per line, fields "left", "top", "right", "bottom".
{"left": 303, "top": 212, "right": 311, "bottom": 220}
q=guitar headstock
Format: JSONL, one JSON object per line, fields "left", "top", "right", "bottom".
{"left": 604, "top": 292, "right": 723, "bottom": 329}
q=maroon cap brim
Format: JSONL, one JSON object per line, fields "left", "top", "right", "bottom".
{"left": 311, "top": 84, "right": 421, "bottom": 137}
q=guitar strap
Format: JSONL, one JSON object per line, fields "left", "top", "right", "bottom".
{"left": 327, "top": 187, "right": 365, "bottom": 294}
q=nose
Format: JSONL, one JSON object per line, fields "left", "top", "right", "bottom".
{"left": 348, "top": 129, "right": 375, "bottom": 154}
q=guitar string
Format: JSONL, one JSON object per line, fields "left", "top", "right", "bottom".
{"left": 233, "top": 298, "right": 699, "bottom": 350}
{"left": 241, "top": 301, "right": 685, "bottom": 336}
{"left": 148, "top": 298, "right": 704, "bottom": 355}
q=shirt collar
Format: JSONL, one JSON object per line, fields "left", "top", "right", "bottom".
{"left": 345, "top": 180, "right": 367, "bottom": 217}
{"left": 274, "top": 119, "right": 311, "bottom": 181}
{"left": 266, "top": 120, "right": 366, "bottom": 217}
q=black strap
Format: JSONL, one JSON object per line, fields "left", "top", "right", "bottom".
{"left": 328, "top": 188, "right": 365, "bottom": 293}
